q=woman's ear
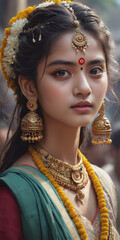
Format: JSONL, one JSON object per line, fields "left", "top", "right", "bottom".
{"left": 18, "top": 75, "right": 38, "bottom": 100}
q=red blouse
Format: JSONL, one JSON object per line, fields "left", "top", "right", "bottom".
{"left": 0, "top": 186, "right": 24, "bottom": 240}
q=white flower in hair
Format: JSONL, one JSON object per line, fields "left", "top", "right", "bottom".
{"left": 2, "top": 2, "right": 57, "bottom": 81}
{"left": 61, "top": 1, "right": 70, "bottom": 5}
{"left": 11, "top": 19, "right": 28, "bottom": 35}
{"left": 3, "top": 18, "right": 28, "bottom": 79}
{"left": 36, "top": 1, "right": 55, "bottom": 8}
{"left": 3, "top": 3, "right": 56, "bottom": 80}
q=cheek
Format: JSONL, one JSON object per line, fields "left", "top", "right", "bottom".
{"left": 93, "top": 77, "right": 108, "bottom": 100}
{"left": 101, "top": 79, "right": 108, "bottom": 97}
{"left": 99, "top": 82, "right": 108, "bottom": 98}
{"left": 38, "top": 81, "right": 66, "bottom": 105}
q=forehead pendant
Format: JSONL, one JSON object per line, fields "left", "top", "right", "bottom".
{"left": 64, "top": 4, "right": 88, "bottom": 53}
{"left": 72, "top": 25, "right": 88, "bottom": 53}
{"left": 63, "top": 3, "right": 88, "bottom": 53}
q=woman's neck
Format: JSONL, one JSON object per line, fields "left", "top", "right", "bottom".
{"left": 40, "top": 120, "right": 81, "bottom": 166}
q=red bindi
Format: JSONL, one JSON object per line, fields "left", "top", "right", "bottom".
{"left": 78, "top": 58, "right": 85, "bottom": 65}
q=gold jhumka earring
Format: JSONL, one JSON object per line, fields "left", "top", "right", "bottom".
{"left": 91, "top": 101, "right": 112, "bottom": 144}
{"left": 21, "top": 100, "right": 43, "bottom": 143}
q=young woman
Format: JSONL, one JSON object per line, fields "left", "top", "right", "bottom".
{"left": 0, "top": 1, "right": 119, "bottom": 239}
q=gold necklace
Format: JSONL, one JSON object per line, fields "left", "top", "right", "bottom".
{"left": 29, "top": 145, "right": 110, "bottom": 240}
{"left": 34, "top": 145, "right": 88, "bottom": 204}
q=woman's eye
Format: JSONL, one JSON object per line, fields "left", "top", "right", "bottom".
{"left": 53, "top": 70, "right": 70, "bottom": 79}
{"left": 89, "top": 67, "right": 104, "bottom": 77}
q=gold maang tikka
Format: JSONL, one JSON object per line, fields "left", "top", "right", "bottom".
{"left": 72, "top": 21, "right": 88, "bottom": 53}
{"left": 34, "top": 145, "right": 88, "bottom": 205}
{"left": 64, "top": 3, "right": 88, "bottom": 53}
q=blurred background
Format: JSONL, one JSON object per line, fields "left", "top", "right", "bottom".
{"left": 0, "top": 0, "right": 120, "bottom": 233}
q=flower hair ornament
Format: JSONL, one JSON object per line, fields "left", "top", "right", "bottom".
{"left": 0, "top": 0, "right": 88, "bottom": 98}
{"left": 0, "top": 2, "right": 53, "bottom": 95}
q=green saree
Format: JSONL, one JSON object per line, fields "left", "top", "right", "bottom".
{"left": 0, "top": 166, "right": 81, "bottom": 240}
{"left": 0, "top": 165, "right": 120, "bottom": 239}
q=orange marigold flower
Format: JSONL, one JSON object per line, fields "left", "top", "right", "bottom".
{"left": 100, "top": 207, "right": 108, "bottom": 213}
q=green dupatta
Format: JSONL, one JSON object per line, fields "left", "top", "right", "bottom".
{"left": 0, "top": 166, "right": 81, "bottom": 240}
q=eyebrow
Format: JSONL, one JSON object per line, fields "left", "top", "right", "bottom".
{"left": 46, "top": 60, "right": 77, "bottom": 67}
{"left": 46, "top": 58, "right": 105, "bottom": 68}
{"left": 86, "top": 58, "right": 105, "bottom": 66}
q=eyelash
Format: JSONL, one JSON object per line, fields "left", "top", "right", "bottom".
{"left": 51, "top": 66, "right": 105, "bottom": 80}
{"left": 89, "top": 67, "right": 105, "bottom": 78}
{"left": 52, "top": 69, "right": 71, "bottom": 79}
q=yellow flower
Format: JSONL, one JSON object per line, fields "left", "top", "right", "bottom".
{"left": 0, "top": 5, "right": 36, "bottom": 94}
{"left": 9, "top": 6, "right": 36, "bottom": 25}
{"left": 5, "top": 28, "right": 11, "bottom": 37}
{"left": 53, "top": 0, "right": 61, "bottom": 3}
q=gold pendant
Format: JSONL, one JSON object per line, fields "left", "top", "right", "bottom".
{"left": 76, "top": 189, "right": 85, "bottom": 205}
{"left": 71, "top": 170, "right": 83, "bottom": 184}
{"left": 72, "top": 28, "right": 88, "bottom": 53}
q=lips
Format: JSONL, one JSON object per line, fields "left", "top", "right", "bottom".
{"left": 71, "top": 101, "right": 92, "bottom": 108}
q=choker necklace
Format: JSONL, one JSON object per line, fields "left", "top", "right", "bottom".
{"left": 34, "top": 145, "right": 88, "bottom": 204}
{"left": 29, "top": 145, "right": 110, "bottom": 240}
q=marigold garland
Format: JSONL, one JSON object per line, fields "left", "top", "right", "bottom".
{"left": 29, "top": 145, "right": 88, "bottom": 240}
{"left": 81, "top": 153, "right": 109, "bottom": 240}
{"left": 29, "top": 145, "right": 109, "bottom": 240}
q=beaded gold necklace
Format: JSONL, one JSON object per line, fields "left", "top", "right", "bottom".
{"left": 29, "top": 145, "right": 109, "bottom": 240}
{"left": 34, "top": 145, "right": 88, "bottom": 204}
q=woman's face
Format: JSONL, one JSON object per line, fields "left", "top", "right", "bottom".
{"left": 36, "top": 31, "right": 108, "bottom": 127}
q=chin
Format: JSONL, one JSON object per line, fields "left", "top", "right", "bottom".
{"left": 62, "top": 115, "right": 93, "bottom": 128}
{"left": 70, "top": 120, "right": 91, "bottom": 128}
{"left": 77, "top": 118, "right": 93, "bottom": 127}
{"left": 79, "top": 115, "right": 95, "bottom": 127}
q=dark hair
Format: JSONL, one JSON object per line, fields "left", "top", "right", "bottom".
{"left": 0, "top": 2, "right": 117, "bottom": 172}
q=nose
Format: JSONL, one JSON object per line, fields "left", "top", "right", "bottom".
{"left": 72, "top": 72, "right": 91, "bottom": 97}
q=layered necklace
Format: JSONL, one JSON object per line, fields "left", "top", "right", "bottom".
{"left": 29, "top": 145, "right": 110, "bottom": 240}
{"left": 34, "top": 145, "right": 88, "bottom": 205}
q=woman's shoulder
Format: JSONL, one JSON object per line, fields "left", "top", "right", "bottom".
{"left": 92, "top": 164, "right": 117, "bottom": 199}
{"left": 92, "top": 164, "right": 115, "bottom": 185}
{"left": 0, "top": 152, "right": 39, "bottom": 196}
